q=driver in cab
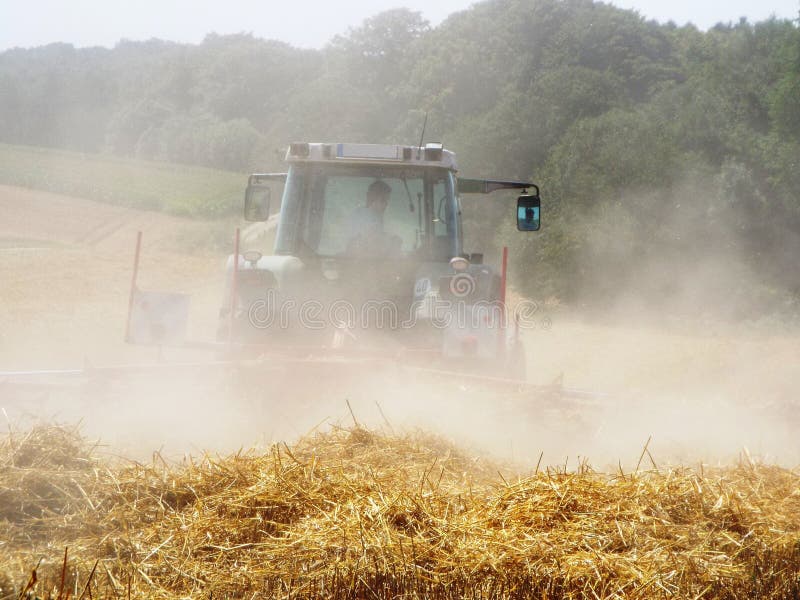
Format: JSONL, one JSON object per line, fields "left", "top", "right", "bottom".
{"left": 346, "top": 180, "right": 401, "bottom": 256}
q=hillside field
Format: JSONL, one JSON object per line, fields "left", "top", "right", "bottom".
{"left": 0, "top": 143, "right": 246, "bottom": 216}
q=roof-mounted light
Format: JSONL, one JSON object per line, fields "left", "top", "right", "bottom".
{"left": 289, "top": 142, "right": 310, "bottom": 157}
{"left": 424, "top": 142, "right": 444, "bottom": 162}
{"left": 336, "top": 143, "right": 401, "bottom": 160}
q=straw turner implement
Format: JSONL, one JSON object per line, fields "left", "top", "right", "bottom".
{"left": 2, "top": 143, "right": 605, "bottom": 411}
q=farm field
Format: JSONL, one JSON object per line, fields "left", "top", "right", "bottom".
{"left": 0, "top": 183, "right": 225, "bottom": 367}
{"left": 3, "top": 3, "right": 800, "bottom": 595}
{"left": 0, "top": 157, "right": 799, "bottom": 598}
{"left": 0, "top": 424, "right": 798, "bottom": 599}
{"left": 0, "top": 143, "right": 244, "bottom": 217}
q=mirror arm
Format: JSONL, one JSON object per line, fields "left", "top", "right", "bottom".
{"left": 458, "top": 178, "right": 539, "bottom": 196}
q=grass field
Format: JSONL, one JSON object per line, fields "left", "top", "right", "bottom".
{"left": 0, "top": 143, "right": 246, "bottom": 217}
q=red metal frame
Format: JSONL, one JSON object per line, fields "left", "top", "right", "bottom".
{"left": 228, "top": 227, "right": 241, "bottom": 345}
{"left": 494, "top": 246, "right": 509, "bottom": 363}
{"left": 500, "top": 245, "right": 508, "bottom": 306}
{"left": 124, "top": 231, "right": 143, "bottom": 342}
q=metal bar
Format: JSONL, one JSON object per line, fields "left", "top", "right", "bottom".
{"left": 124, "top": 231, "right": 143, "bottom": 343}
{"left": 500, "top": 246, "right": 508, "bottom": 306}
{"left": 403, "top": 365, "right": 614, "bottom": 401}
{"left": 228, "top": 227, "right": 240, "bottom": 346}
{"left": 1, "top": 357, "right": 615, "bottom": 402}
{"left": 0, "top": 354, "right": 391, "bottom": 380}
{"left": 0, "top": 360, "right": 265, "bottom": 380}
{"left": 457, "top": 179, "right": 534, "bottom": 194}
{"left": 249, "top": 173, "right": 288, "bottom": 184}
{"left": 0, "top": 369, "right": 85, "bottom": 377}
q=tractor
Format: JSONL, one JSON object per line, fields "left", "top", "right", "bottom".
{"left": 218, "top": 142, "right": 541, "bottom": 382}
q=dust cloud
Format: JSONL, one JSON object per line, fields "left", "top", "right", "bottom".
{"left": 505, "top": 177, "right": 800, "bottom": 470}
{"left": 1, "top": 183, "right": 799, "bottom": 471}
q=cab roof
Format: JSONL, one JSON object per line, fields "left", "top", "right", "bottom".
{"left": 285, "top": 142, "right": 458, "bottom": 171}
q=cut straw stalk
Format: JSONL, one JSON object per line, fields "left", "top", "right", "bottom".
{"left": 1, "top": 424, "right": 798, "bottom": 599}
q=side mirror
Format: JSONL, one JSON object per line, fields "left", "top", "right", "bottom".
{"left": 244, "top": 184, "right": 271, "bottom": 222}
{"left": 517, "top": 193, "right": 541, "bottom": 232}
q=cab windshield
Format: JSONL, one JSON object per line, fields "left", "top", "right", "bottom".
{"left": 275, "top": 164, "right": 458, "bottom": 260}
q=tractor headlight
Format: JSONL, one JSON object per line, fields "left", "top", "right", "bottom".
{"left": 243, "top": 250, "right": 262, "bottom": 266}
{"left": 449, "top": 256, "right": 470, "bottom": 272}
{"left": 289, "top": 142, "right": 310, "bottom": 157}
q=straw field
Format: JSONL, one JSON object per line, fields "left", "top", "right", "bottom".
{"left": 1, "top": 424, "right": 799, "bottom": 599}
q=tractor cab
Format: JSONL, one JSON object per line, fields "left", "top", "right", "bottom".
{"left": 229, "top": 142, "right": 540, "bottom": 361}
{"left": 245, "top": 142, "right": 464, "bottom": 263}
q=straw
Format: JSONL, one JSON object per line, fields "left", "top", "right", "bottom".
{"left": 1, "top": 424, "right": 798, "bottom": 599}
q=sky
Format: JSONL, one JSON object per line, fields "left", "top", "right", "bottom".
{"left": 0, "top": 0, "right": 798, "bottom": 51}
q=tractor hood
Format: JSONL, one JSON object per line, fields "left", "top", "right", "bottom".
{"left": 226, "top": 253, "right": 422, "bottom": 307}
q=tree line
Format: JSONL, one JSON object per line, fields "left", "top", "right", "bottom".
{"left": 1, "top": 0, "right": 798, "bottom": 317}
